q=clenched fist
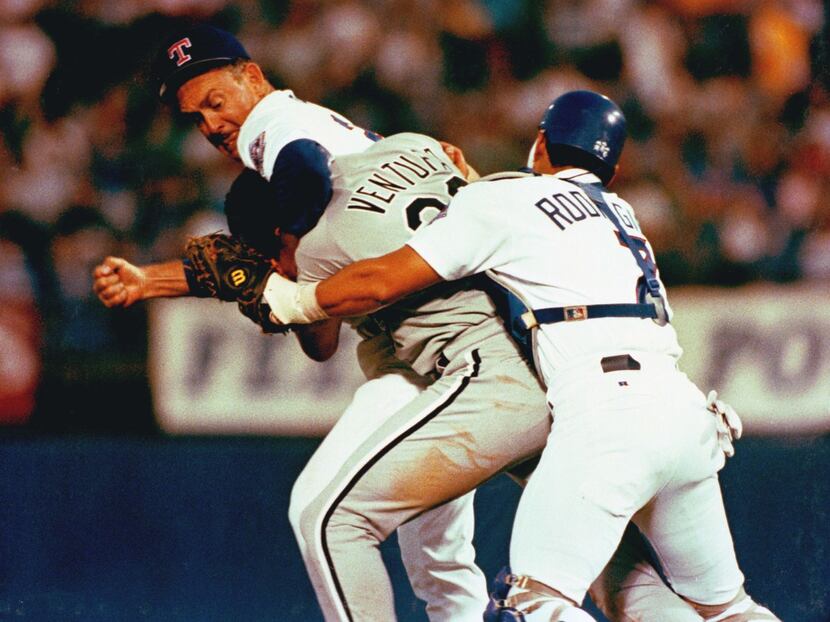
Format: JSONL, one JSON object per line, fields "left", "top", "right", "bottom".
{"left": 92, "top": 257, "right": 146, "bottom": 308}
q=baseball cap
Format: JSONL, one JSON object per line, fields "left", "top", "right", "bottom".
{"left": 153, "top": 24, "right": 250, "bottom": 103}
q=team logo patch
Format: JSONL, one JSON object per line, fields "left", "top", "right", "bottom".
{"left": 167, "top": 38, "right": 193, "bottom": 67}
{"left": 593, "top": 140, "right": 610, "bottom": 158}
{"left": 249, "top": 131, "right": 267, "bottom": 176}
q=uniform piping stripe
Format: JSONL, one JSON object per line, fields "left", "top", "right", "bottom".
{"left": 318, "top": 349, "right": 482, "bottom": 622}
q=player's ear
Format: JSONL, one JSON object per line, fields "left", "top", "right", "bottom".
{"left": 440, "top": 141, "right": 475, "bottom": 180}
{"left": 532, "top": 131, "right": 550, "bottom": 172}
{"left": 241, "top": 62, "right": 268, "bottom": 94}
{"left": 607, "top": 163, "right": 620, "bottom": 187}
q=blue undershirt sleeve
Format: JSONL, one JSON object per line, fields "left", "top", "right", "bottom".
{"left": 268, "top": 138, "right": 334, "bottom": 236}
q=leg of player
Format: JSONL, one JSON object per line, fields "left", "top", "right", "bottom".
{"left": 493, "top": 462, "right": 706, "bottom": 621}
{"left": 397, "top": 490, "right": 487, "bottom": 622}
{"left": 686, "top": 589, "right": 779, "bottom": 621}
{"left": 500, "top": 361, "right": 779, "bottom": 621}
{"left": 297, "top": 337, "right": 551, "bottom": 621}
{"left": 633, "top": 467, "right": 779, "bottom": 621}
{"left": 483, "top": 529, "right": 706, "bottom": 622}
{"left": 588, "top": 523, "right": 704, "bottom": 622}
{"left": 288, "top": 372, "right": 488, "bottom": 622}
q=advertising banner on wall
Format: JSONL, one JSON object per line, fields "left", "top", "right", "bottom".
{"left": 148, "top": 299, "right": 366, "bottom": 436}
{"left": 150, "top": 283, "right": 830, "bottom": 436}
{"left": 670, "top": 283, "right": 830, "bottom": 435}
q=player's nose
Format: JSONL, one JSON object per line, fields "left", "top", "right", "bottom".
{"left": 201, "top": 110, "right": 226, "bottom": 135}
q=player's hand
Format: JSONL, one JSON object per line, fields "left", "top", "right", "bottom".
{"left": 440, "top": 141, "right": 480, "bottom": 181}
{"left": 706, "top": 390, "right": 743, "bottom": 458}
{"left": 92, "top": 256, "right": 146, "bottom": 308}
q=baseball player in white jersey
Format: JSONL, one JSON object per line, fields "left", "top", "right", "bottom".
{"left": 260, "top": 91, "right": 780, "bottom": 622}
{"left": 97, "top": 23, "right": 489, "bottom": 621}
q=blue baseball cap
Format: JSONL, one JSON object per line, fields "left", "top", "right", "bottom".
{"left": 154, "top": 24, "right": 250, "bottom": 103}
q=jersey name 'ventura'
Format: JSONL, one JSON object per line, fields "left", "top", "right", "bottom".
{"left": 345, "top": 146, "right": 466, "bottom": 223}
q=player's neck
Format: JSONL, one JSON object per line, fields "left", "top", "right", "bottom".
{"left": 534, "top": 161, "right": 578, "bottom": 176}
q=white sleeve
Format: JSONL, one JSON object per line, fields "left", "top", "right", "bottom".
{"left": 406, "top": 184, "right": 509, "bottom": 281}
{"left": 239, "top": 114, "right": 318, "bottom": 180}
{"left": 238, "top": 92, "right": 374, "bottom": 179}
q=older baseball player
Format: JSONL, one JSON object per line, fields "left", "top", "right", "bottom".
{"left": 103, "top": 23, "right": 488, "bottom": 621}
{"left": 94, "top": 25, "right": 707, "bottom": 622}
{"left": 258, "top": 91, "right": 779, "bottom": 622}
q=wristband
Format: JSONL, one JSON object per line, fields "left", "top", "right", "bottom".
{"left": 263, "top": 273, "right": 329, "bottom": 324}
{"left": 182, "top": 258, "right": 212, "bottom": 298}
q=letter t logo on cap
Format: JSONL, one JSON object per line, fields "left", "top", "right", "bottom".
{"left": 168, "top": 38, "right": 192, "bottom": 67}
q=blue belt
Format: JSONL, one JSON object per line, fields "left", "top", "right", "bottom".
{"left": 520, "top": 303, "right": 657, "bottom": 329}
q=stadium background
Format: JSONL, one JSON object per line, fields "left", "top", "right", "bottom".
{"left": 0, "top": 0, "right": 828, "bottom": 619}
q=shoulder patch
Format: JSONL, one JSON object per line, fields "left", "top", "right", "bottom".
{"left": 249, "top": 131, "right": 267, "bottom": 176}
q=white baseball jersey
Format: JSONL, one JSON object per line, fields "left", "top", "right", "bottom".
{"left": 295, "top": 132, "right": 505, "bottom": 376}
{"left": 237, "top": 89, "right": 377, "bottom": 179}
{"left": 244, "top": 118, "right": 492, "bottom": 618}
{"left": 408, "top": 169, "right": 683, "bottom": 390}
{"left": 409, "top": 168, "right": 752, "bottom": 613}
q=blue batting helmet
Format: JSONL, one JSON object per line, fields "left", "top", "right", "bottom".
{"left": 539, "top": 90, "right": 626, "bottom": 185}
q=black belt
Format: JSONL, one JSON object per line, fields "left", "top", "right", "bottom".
{"left": 520, "top": 303, "right": 657, "bottom": 329}
{"left": 600, "top": 354, "right": 641, "bottom": 373}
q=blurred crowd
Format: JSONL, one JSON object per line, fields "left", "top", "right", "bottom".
{"left": 0, "top": 0, "right": 828, "bottom": 429}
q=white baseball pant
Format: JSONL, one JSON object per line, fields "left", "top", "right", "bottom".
{"left": 509, "top": 353, "right": 754, "bottom": 615}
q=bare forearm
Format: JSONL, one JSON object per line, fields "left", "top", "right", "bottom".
{"left": 294, "top": 319, "right": 342, "bottom": 361}
{"left": 141, "top": 260, "right": 191, "bottom": 299}
{"left": 316, "top": 261, "right": 394, "bottom": 317}
{"left": 94, "top": 256, "right": 192, "bottom": 308}
{"left": 263, "top": 247, "right": 443, "bottom": 325}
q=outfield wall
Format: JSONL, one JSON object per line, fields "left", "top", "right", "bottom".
{"left": 150, "top": 283, "right": 830, "bottom": 436}
{"left": 0, "top": 435, "right": 827, "bottom": 621}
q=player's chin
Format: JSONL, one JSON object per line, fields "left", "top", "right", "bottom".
{"left": 222, "top": 143, "right": 241, "bottom": 161}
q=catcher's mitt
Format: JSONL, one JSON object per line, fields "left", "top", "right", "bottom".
{"left": 184, "top": 233, "right": 288, "bottom": 334}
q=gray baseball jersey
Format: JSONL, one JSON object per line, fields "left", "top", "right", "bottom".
{"left": 296, "top": 132, "right": 505, "bottom": 377}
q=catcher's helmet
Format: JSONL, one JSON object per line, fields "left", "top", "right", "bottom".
{"left": 539, "top": 90, "right": 626, "bottom": 185}
{"left": 153, "top": 24, "right": 250, "bottom": 103}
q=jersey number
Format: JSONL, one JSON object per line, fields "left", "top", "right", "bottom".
{"left": 404, "top": 176, "right": 467, "bottom": 232}
{"left": 615, "top": 231, "right": 661, "bottom": 304}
